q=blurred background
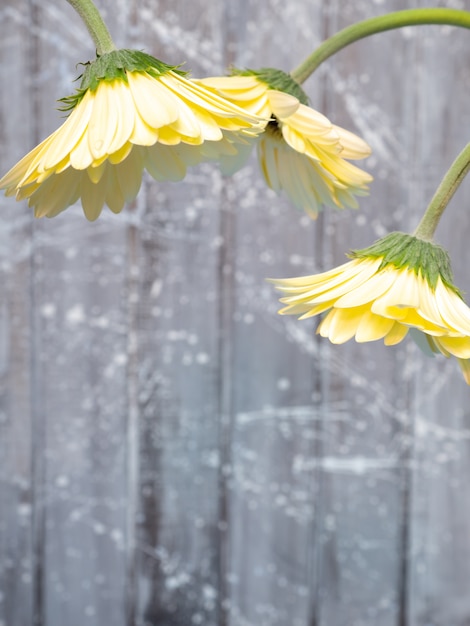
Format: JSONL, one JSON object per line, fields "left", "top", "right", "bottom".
{"left": 1, "top": 0, "right": 470, "bottom": 625}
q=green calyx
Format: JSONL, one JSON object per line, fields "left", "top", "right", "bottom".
{"left": 231, "top": 67, "right": 309, "bottom": 105}
{"left": 350, "top": 231, "right": 461, "bottom": 296}
{"left": 59, "top": 49, "right": 186, "bottom": 110}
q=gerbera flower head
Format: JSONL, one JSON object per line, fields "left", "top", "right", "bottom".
{"left": 270, "top": 232, "right": 470, "bottom": 384}
{"left": 195, "top": 67, "right": 373, "bottom": 218}
{"left": 0, "top": 50, "right": 265, "bottom": 221}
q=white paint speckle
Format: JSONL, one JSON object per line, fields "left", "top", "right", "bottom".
{"left": 114, "top": 353, "right": 127, "bottom": 366}
{"left": 93, "top": 522, "right": 106, "bottom": 535}
{"left": 66, "top": 305, "right": 85, "bottom": 325}
{"left": 41, "top": 303, "right": 56, "bottom": 318}
{"left": 151, "top": 279, "right": 162, "bottom": 298}
{"left": 17, "top": 503, "right": 31, "bottom": 516}
{"left": 196, "top": 352, "right": 210, "bottom": 364}
{"left": 55, "top": 475, "right": 69, "bottom": 488}
{"left": 289, "top": 254, "right": 303, "bottom": 266}
{"left": 277, "top": 378, "right": 291, "bottom": 391}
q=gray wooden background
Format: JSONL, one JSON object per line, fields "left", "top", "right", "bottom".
{"left": 1, "top": 0, "right": 470, "bottom": 625}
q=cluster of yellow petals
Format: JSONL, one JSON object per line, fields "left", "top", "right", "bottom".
{"left": 270, "top": 257, "right": 470, "bottom": 384}
{"left": 195, "top": 75, "right": 372, "bottom": 218}
{"left": 0, "top": 71, "right": 265, "bottom": 220}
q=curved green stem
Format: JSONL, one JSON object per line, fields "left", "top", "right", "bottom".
{"left": 67, "top": 0, "right": 116, "bottom": 55}
{"left": 414, "top": 143, "right": 470, "bottom": 241}
{"left": 291, "top": 9, "right": 470, "bottom": 84}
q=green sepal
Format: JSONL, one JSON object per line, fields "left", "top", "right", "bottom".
{"left": 350, "top": 231, "right": 462, "bottom": 296}
{"left": 231, "top": 67, "right": 309, "bottom": 106}
{"left": 59, "top": 49, "right": 186, "bottom": 111}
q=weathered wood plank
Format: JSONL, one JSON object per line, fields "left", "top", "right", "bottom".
{"left": 19, "top": 3, "right": 132, "bottom": 625}
{"left": 403, "top": 16, "right": 470, "bottom": 626}
{"left": 0, "top": 3, "right": 38, "bottom": 625}
{"left": 130, "top": 2, "right": 229, "bottom": 624}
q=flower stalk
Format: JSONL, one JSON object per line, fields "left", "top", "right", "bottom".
{"left": 414, "top": 142, "right": 470, "bottom": 241}
{"left": 291, "top": 8, "right": 470, "bottom": 84}
{"left": 66, "top": 0, "right": 116, "bottom": 55}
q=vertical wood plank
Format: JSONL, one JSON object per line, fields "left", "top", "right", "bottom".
{"left": 404, "top": 10, "right": 470, "bottom": 626}
{"left": 130, "top": 3, "right": 227, "bottom": 624}
{"left": 0, "top": 2, "right": 38, "bottom": 625}
{"left": 22, "top": 2, "right": 133, "bottom": 625}
{"left": 214, "top": 2, "right": 331, "bottom": 625}
{"left": 305, "top": 2, "right": 417, "bottom": 624}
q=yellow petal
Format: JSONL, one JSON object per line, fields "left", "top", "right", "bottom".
{"left": 113, "top": 146, "right": 144, "bottom": 202}
{"left": 41, "top": 91, "right": 94, "bottom": 170}
{"left": 108, "top": 142, "right": 133, "bottom": 165}
{"left": 129, "top": 111, "right": 160, "bottom": 146}
{"left": 162, "top": 73, "right": 260, "bottom": 123}
{"left": 30, "top": 167, "right": 82, "bottom": 218}
{"left": 333, "top": 126, "right": 372, "bottom": 159}
{"left": 383, "top": 322, "right": 409, "bottom": 346}
{"left": 319, "top": 306, "right": 368, "bottom": 344}
{"left": 87, "top": 81, "right": 119, "bottom": 160}
{"left": 144, "top": 143, "right": 187, "bottom": 182}
{"left": 334, "top": 266, "right": 397, "bottom": 308}
{"left": 435, "top": 279, "right": 470, "bottom": 335}
{"left": 370, "top": 268, "right": 420, "bottom": 319}
{"left": 270, "top": 258, "right": 379, "bottom": 292}
{"left": 106, "top": 80, "right": 136, "bottom": 154}
{"left": 0, "top": 134, "right": 56, "bottom": 189}
{"left": 458, "top": 359, "right": 470, "bottom": 385}
{"left": 196, "top": 75, "right": 265, "bottom": 96}
{"left": 266, "top": 90, "right": 299, "bottom": 118}
{"left": 355, "top": 309, "right": 395, "bottom": 342}
{"left": 87, "top": 160, "right": 107, "bottom": 183}
{"left": 81, "top": 171, "right": 107, "bottom": 221}
{"left": 127, "top": 71, "right": 179, "bottom": 128}
{"left": 434, "top": 336, "right": 470, "bottom": 359}
{"left": 70, "top": 125, "right": 95, "bottom": 170}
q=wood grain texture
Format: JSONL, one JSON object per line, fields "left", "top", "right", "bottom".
{"left": 0, "top": 1, "right": 469, "bottom": 625}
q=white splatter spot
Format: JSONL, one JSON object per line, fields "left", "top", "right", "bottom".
{"left": 41, "top": 303, "right": 56, "bottom": 318}
{"left": 196, "top": 352, "right": 210, "bottom": 364}
{"left": 166, "top": 572, "right": 190, "bottom": 590}
{"left": 17, "top": 503, "right": 31, "bottom": 516}
{"left": 111, "top": 529, "right": 124, "bottom": 546}
{"left": 66, "top": 305, "right": 85, "bottom": 325}
{"left": 91, "top": 316, "right": 109, "bottom": 329}
{"left": 55, "top": 475, "right": 69, "bottom": 488}
{"left": 93, "top": 522, "right": 106, "bottom": 535}
{"left": 277, "top": 378, "right": 291, "bottom": 391}
{"left": 151, "top": 279, "right": 162, "bottom": 298}
{"left": 114, "top": 353, "right": 127, "bottom": 366}
{"left": 289, "top": 254, "right": 303, "bottom": 266}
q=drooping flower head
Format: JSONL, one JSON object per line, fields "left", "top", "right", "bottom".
{"left": 270, "top": 232, "right": 470, "bottom": 384}
{"left": 0, "top": 50, "right": 265, "bottom": 221}
{"left": 195, "top": 68, "right": 373, "bottom": 218}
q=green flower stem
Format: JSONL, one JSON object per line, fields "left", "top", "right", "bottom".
{"left": 66, "top": 0, "right": 116, "bottom": 55}
{"left": 414, "top": 143, "right": 470, "bottom": 241}
{"left": 290, "top": 9, "right": 470, "bottom": 84}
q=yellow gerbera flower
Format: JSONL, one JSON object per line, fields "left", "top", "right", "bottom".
{"left": 195, "top": 70, "right": 373, "bottom": 218}
{"left": 0, "top": 50, "right": 265, "bottom": 221}
{"left": 270, "top": 232, "right": 470, "bottom": 384}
